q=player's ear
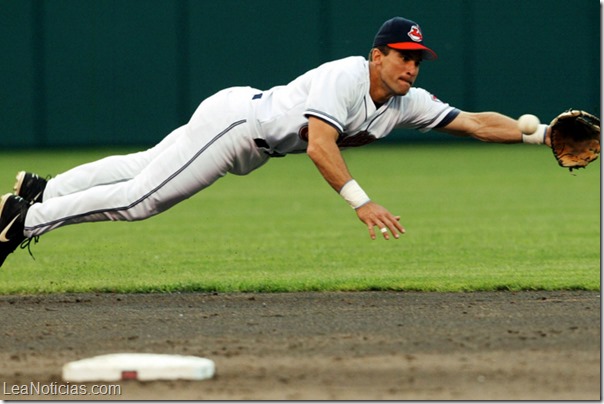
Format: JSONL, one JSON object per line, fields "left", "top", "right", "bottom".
{"left": 370, "top": 48, "right": 383, "bottom": 63}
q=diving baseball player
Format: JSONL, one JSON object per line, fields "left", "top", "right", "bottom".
{"left": 0, "top": 17, "right": 552, "bottom": 267}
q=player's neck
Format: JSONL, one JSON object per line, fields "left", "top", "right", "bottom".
{"left": 369, "top": 84, "right": 394, "bottom": 107}
{"left": 368, "top": 63, "right": 394, "bottom": 106}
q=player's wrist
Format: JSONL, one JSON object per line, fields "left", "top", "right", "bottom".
{"left": 339, "top": 179, "right": 371, "bottom": 209}
{"left": 521, "top": 124, "right": 548, "bottom": 145}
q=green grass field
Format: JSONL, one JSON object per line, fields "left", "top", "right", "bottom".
{"left": 0, "top": 143, "right": 599, "bottom": 294}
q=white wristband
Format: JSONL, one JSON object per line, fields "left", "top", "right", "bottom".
{"left": 339, "top": 179, "right": 371, "bottom": 209}
{"left": 522, "top": 124, "right": 548, "bottom": 145}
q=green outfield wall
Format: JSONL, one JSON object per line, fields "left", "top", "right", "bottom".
{"left": 0, "top": 0, "right": 599, "bottom": 148}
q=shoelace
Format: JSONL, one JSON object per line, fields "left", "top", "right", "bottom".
{"left": 20, "top": 236, "right": 40, "bottom": 260}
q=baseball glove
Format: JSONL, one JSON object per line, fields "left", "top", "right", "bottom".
{"left": 550, "top": 109, "right": 600, "bottom": 171}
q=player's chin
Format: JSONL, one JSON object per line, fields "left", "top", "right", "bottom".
{"left": 395, "top": 81, "right": 412, "bottom": 95}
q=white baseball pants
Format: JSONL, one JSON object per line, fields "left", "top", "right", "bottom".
{"left": 24, "top": 87, "right": 269, "bottom": 237}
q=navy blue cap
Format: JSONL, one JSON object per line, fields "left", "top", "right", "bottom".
{"left": 373, "top": 17, "right": 437, "bottom": 60}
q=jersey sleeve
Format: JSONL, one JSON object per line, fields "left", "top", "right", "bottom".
{"left": 303, "top": 59, "right": 366, "bottom": 133}
{"left": 395, "top": 88, "right": 460, "bottom": 133}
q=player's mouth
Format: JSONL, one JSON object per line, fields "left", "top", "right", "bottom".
{"left": 400, "top": 77, "right": 413, "bottom": 86}
{"left": 398, "top": 78, "right": 413, "bottom": 91}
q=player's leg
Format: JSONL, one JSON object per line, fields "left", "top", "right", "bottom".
{"left": 0, "top": 87, "right": 265, "bottom": 266}
{"left": 0, "top": 123, "right": 196, "bottom": 266}
{"left": 23, "top": 109, "right": 268, "bottom": 237}
{"left": 29, "top": 125, "right": 188, "bottom": 202}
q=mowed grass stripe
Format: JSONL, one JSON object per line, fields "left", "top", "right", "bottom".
{"left": 0, "top": 143, "right": 599, "bottom": 294}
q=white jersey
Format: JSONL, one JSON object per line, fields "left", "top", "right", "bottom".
{"left": 23, "top": 57, "right": 460, "bottom": 239}
{"left": 250, "top": 56, "right": 459, "bottom": 155}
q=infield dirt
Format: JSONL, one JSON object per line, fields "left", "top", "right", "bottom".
{"left": 0, "top": 291, "right": 600, "bottom": 400}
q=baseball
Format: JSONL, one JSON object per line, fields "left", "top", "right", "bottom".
{"left": 517, "top": 114, "right": 540, "bottom": 134}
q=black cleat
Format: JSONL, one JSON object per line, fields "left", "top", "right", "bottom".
{"left": 0, "top": 194, "right": 29, "bottom": 267}
{"left": 13, "top": 171, "right": 48, "bottom": 204}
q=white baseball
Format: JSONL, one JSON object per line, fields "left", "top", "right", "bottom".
{"left": 517, "top": 114, "right": 540, "bottom": 134}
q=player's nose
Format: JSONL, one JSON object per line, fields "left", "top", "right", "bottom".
{"left": 403, "top": 63, "right": 418, "bottom": 79}
{"left": 410, "top": 60, "right": 421, "bottom": 72}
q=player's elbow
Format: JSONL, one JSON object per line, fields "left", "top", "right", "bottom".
{"left": 306, "top": 138, "right": 331, "bottom": 163}
{"left": 306, "top": 142, "right": 320, "bottom": 161}
{"left": 307, "top": 139, "right": 341, "bottom": 167}
{"left": 306, "top": 116, "right": 341, "bottom": 162}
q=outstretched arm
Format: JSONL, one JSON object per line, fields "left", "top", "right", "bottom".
{"left": 437, "top": 111, "right": 551, "bottom": 146}
{"left": 306, "top": 116, "right": 404, "bottom": 240}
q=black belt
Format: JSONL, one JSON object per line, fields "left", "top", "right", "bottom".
{"left": 251, "top": 93, "right": 285, "bottom": 158}
{"left": 254, "top": 138, "right": 285, "bottom": 158}
{"left": 254, "top": 138, "right": 270, "bottom": 149}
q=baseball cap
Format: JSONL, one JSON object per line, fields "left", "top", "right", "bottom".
{"left": 373, "top": 17, "right": 437, "bottom": 60}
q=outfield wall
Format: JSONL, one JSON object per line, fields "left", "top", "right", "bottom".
{"left": 1, "top": 0, "right": 599, "bottom": 148}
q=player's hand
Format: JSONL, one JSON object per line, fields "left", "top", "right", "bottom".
{"left": 355, "top": 202, "right": 405, "bottom": 240}
{"left": 544, "top": 125, "right": 552, "bottom": 147}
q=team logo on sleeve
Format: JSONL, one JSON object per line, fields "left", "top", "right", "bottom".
{"left": 408, "top": 25, "right": 423, "bottom": 42}
{"left": 298, "top": 125, "right": 309, "bottom": 142}
{"left": 430, "top": 93, "right": 443, "bottom": 103}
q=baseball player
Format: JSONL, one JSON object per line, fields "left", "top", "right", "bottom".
{"left": 0, "top": 17, "right": 551, "bottom": 267}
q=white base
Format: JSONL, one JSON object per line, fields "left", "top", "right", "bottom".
{"left": 62, "top": 353, "right": 215, "bottom": 382}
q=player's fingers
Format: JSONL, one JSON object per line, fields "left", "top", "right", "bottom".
{"left": 367, "top": 217, "right": 403, "bottom": 241}
{"left": 381, "top": 223, "right": 399, "bottom": 240}
{"left": 357, "top": 204, "right": 403, "bottom": 240}
{"left": 373, "top": 220, "right": 393, "bottom": 240}
{"left": 367, "top": 225, "right": 377, "bottom": 240}
{"left": 377, "top": 214, "right": 405, "bottom": 240}
{"left": 367, "top": 220, "right": 388, "bottom": 240}
{"left": 391, "top": 216, "right": 405, "bottom": 234}
{"left": 380, "top": 225, "right": 392, "bottom": 240}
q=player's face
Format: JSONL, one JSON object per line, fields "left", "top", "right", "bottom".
{"left": 377, "top": 49, "right": 422, "bottom": 97}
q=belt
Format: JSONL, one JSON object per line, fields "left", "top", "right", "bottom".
{"left": 251, "top": 93, "right": 285, "bottom": 157}
{"left": 253, "top": 138, "right": 286, "bottom": 158}
{"left": 254, "top": 138, "right": 270, "bottom": 149}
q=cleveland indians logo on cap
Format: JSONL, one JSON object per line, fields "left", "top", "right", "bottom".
{"left": 407, "top": 25, "right": 423, "bottom": 42}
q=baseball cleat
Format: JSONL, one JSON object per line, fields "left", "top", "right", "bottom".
{"left": 14, "top": 171, "right": 48, "bottom": 204}
{"left": 0, "top": 194, "right": 30, "bottom": 268}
